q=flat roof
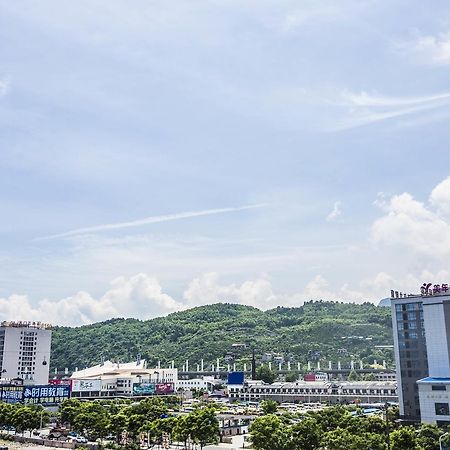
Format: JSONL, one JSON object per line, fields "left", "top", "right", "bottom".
{"left": 417, "top": 377, "right": 450, "bottom": 383}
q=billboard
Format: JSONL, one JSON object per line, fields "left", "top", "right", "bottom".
{"left": 23, "top": 384, "right": 71, "bottom": 405}
{"left": 49, "top": 379, "right": 72, "bottom": 386}
{"left": 72, "top": 379, "right": 101, "bottom": 392}
{"left": 133, "top": 382, "right": 155, "bottom": 395}
{"left": 155, "top": 383, "right": 174, "bottom": 394}
{"left": 0, "top": 385, "right": 24, "bottom": 404}
{"left": 227, "top": 372, "right": 244, "bottom": 385}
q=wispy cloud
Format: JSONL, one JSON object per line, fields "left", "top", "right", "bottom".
{"left": 326, "top": 201, "right": 342, "bottom": 222}
{"left": 37, "top": 204, "right": 267, "bottom": 240}
{"left": 399, "top": 32, "right": 450, "bottom": 66}
{"left": 0, "top": 77, "right": 10, "bottom": 96}
{"left": 328, "top": 90, "right": 450, "bottom": 131}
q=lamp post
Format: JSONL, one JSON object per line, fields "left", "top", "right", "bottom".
{"left": 440, "top": 432, "right": 449, "bottom": 450}
{"left": 384, "top": 402, "right": 390, "bottom": 450}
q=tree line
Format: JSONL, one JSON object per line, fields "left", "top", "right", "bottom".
{"left": 250, "top": 404, "right": 450, "bottom": 450}
{"left": 0, "top": 402, "right": 49, "bottom": 435}
{"left": 60, "top": 397, "right": 219, "bottom": 450}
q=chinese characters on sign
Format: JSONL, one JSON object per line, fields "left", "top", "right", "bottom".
{"left": 23, "top": 384, "right": 71, "bottom": 405}
{"left": 0, "top": 385, "right": 24, "bottom": 404}
{"left": 420, "top": 283, "right": 449, "bottom": 296}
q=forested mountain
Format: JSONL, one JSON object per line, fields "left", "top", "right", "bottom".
{"left": 50, "top": 301, "right": 393, "bottom": 372}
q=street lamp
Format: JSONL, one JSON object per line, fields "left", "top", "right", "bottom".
{"left": 440, "top": 432, "right": 449, "bottom": 450}
{"left": 384, "top": 402, "right": 390, "bottom": 450}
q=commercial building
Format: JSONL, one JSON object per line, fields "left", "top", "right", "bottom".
{"left": 70, "top": 360, "right": 178, "bottom": 397}
{"left": 0, "top": 321, "right": 52, "bottom": 385}
{"left": 391, "top": 294, "right": 428, "bottom": 419}
{"left": 391, "top": 284, "right": 450, "bottom": 423}
{"left": 228, "top": 380, "right": 397, "bottom": 404}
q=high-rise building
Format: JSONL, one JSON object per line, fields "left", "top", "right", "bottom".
{"left": 0, "top": 321, "right": 52, "bottom": 385}
{"left": 391, "top": 283, "right": 450, "bottom": 423}
{"left": 391, "top": 294, "right": 428, "bottom": 420}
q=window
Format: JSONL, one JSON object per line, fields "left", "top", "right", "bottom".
{"left": 435, "top": 403, "right": 449, "bottom": 416}
{"left": 408, "top": 312, "right": 417, "bottom": 321}
{"left": 407, "top": 303, "right": 416, "bottom": 311}
{"left": 432, "top": 385, "right": 447, "bottom": 391}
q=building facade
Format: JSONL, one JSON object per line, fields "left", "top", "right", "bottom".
{"left": 228, "top": 380, "right": 397, "bottom": 404}
{"left": 0, "top": 321, "right": 52, "bottom": 385}
{"left": 391, "top": 295, "right": 428, "bottom": 419}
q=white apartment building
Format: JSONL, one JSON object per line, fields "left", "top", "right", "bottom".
{"left": 0, "top": 321, "right": 52, "bottom": 385}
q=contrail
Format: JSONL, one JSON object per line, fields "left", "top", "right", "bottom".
{"left": 37, "top": 204, "right": 267, "bottom": 240}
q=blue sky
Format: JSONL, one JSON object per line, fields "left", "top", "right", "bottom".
{"left": 1, "top": 0, "right": 450, "bottom": 325}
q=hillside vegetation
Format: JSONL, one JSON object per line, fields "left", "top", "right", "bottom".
{"left": 50, "top": 301, "right": 393, "bottom": 372}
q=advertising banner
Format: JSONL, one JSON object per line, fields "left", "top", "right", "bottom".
{"left": 227, "top": 372, "right": 244, "bottom": 385}
{"left": 49, "top": 379, "right": 72, "bottom": 387}
{"left": 23, "top": 384, "right": 71, "bottom": 405}
{"left": 0, "top": 385, "right": 23, "bottom": 404}
{"left": 133, "top": 382, "right": 155, "bottom": 395}
{"left": 155, "top": 383, "right": 174, "bottom": 394}
{"left": 72, "top": 379, "right": 101, "bottom": 392}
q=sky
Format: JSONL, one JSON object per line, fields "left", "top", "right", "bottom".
{"left": 1, "top": 0, "right": 450, "bottom": 326}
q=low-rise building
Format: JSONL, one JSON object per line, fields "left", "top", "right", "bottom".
{"left": 228, "top": 380, "right": 397, "bottom": 404}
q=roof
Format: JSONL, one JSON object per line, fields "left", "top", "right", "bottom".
{"left": 417, "top": 377, "right": 450, "bottom": 384}
{"left": 71, "top": 359, "right": 147, "bottom": 378}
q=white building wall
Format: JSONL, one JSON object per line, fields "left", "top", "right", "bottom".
{"left": 423, "top": 301, "right": 450, "bottom": 377}
{"left": 418, "top": 382, "right": 450, "bottom": 424}
{"left": 1, "top": 326, "right": 51, "bottom": 384}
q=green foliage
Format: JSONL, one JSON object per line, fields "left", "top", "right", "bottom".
{"left": 0, "top": 403, "right": 48, "bottom": 435}
{"left": 290, "top": 417, "right": 321, "bottom": 449}
{"left": 285, "top": 371, "right": 299, "bottom": 382}
{"left": 260, "top": 400, "right": 278, "bottom": 415}
{"left": 416, "top": 423, "right": 448, "bottom": 450}
{"left": 347, "top": 369, "right": 360, "bottom": 381}
{"left": 256, "top": 365, "right": 276, "bottom": 384}
{"left": 50, "top": 302, "right": 394, "bottom": 370}
{"left": 249, "top": 414, "right": 292, "bottom": 450}
{"left": 390, "top": 426, "right": 421, "bottom": 450}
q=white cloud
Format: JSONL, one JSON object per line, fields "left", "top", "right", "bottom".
{"left": 183, "top": 272, "right": 279, "bottom": 310}
{"left": 0, "top": 77, "right": 9, "bottom": 96}
{"left": 372, "top": 177, "right": 450, "bottom": 257}
{"left": 3, "top": 268, "right": 447, "bottom": 327}
{"left": 38, "top": 204, "right": 266, "bottom": 240}
{"left": 0, "top": 274, "right": 184, "bottom": 326}
{"left": 430, "top": 176, "right": 450, "bottom": 218}
{"left": 328, "top": 90, "right": 450, "bottom": 131}
{"left": 401, "top": 32, "right": 450, "bottom": 65}
{"left": 326, "top": 201, "right": 342, "bottom": 222}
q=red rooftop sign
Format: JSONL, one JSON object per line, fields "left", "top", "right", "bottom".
{"left": 420, "top": 283, "right": 449, "bottom": 295}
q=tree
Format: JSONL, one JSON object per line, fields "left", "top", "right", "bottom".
{"left": 291, "top": 417, "right": 321, "bottom": 450}
{"left": 189, "top": 408, "right": 219, "bottom": 450}
{"left": 347, "top": 369, "right": 360, "bottom": 381}
{"left": 59, "top": 398, "right": 82, "bottom": 425}
{"left": 108, "top": 412, "right": 129, "bottom": 444}
{"left": 173, "top": 414, "right": 192, "bottom": 448}
{"left": 285, "top": 372, "right": 299, "bottom": 382}
{"left": 72, "top": 402, "right": 110, "bottom": 441}
{"left": 256, "top": 365, "right": 276, "bottom": 384}
{"left": 390, "top": 427, "right": 421, "bottom": 450}
{"left": 261, "top": 400, "right": 278, "bottom": 415}
{"left": 249, "top": 415, "right": 292, "bottom": 450}
{"left": 416, "top": 423, "right": 446, "bottom": 450}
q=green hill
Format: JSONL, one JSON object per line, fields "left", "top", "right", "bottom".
{"left": 50, "top": 301, "right": 394, "bottom": 372}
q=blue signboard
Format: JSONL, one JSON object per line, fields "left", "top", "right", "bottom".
{"left": 227, "top": 372, "right": 244, "bottom": 385}
{"left": 0, "top": 385, "right": 23, "bottom": 404}
{"left": 23, "top": 384, "right": 71, "bottom": 405}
